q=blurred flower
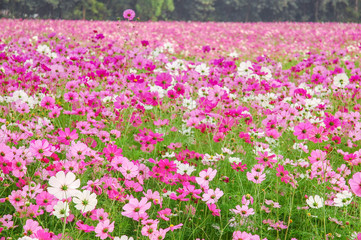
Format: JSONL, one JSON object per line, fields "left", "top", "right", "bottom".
{"left": 123, "top": 9, "right": 135, "bottom": 21}
{"left": 333, "top": 190, "right": 352, "bottom": 207}
{"left": 53, "top": 201, "right": 70, "bottom": 219}
{"left": 306, "top": 195, "right": 324, "bottom": 209}
{"left": 349, "top": 172, "right": 361, "bottom": 197}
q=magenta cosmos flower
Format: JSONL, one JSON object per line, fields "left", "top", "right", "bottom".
{"left": 123, "top": 9, "right": 135, "bottom": 21}
{"left": 349, "top": 172, "right": 361, "bottom": 197}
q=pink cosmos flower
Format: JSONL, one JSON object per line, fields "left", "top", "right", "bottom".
{"left": 8, "top": 190, "right": 25, "bottom": 208}
{"left": 308, "top": 149, "right": 327, "bottom": 164}
{"left": 36, "top": 191, "right": 56, "bottom": 212}
{"left": 141, "top": 223, "right": 158, "bottom": 237}
{"left": 124, "top": 180, "right": 143, "bottom": 192}
{"left": 16, "top": 102, "right": 29, "bottom": 114}
{"left": 241, "top": 194, "right": 254, "bottom": 205}
{"left": 122, "top": 197, "right": 151, "bottom": 221}
{"left": 69, "top": 141, "right": 89, "bottom": 160}
{"left": 40, "top": 96, "right": 55, "bottom": 109}
{"left": 120, "top": 160, "right": 139, "bottom": 179}
{"left": 308, "top": 127, "right": 328, "bottom": 143}
{"left": 149, "top": 228, "right": 167, "bottom": 240}
{"left": 207, "top": 203, "right": 220, "bottom": 216}
{"left": 324, "top": 115, "right": 341, "bottom": 131}
{"left": 29, "top": 139, "right": 52, "bottom": 160}
{"left": 103, "top": 144, "right": 123, "bottom": 160}
{"left": 165, "top": 223, "right": 183, "bottom": 232}
{"left": 92, "top": 208, "right": 109, "bottom": 222}
{"left": 111, "top": 156, "right": 127, "bottom": 171}
{"left": 196, "top": 168, "right": 217, "bottom": 186}
{"left": 231, "top": 205, "right": 255, "bottom": 217}
{"left": 64, "top": 91, "right": 79, "bottom": 103}
{"left": 0, "top": 215, "right": 14, "bottom": 228}
{"left": 155, "top": 73, "right": 173, "bottom": 89}
{"left": 58, "top": 128, "right": 78, "bottom": 145}
{"left": 95, "top": 219, "right": 114, "bottom": 240}
{"left": 256, "top": 151, "right": 277, "bottom": 168}
{"left": 183, "top": 184, "right": 202, "bottom": 201}
{"left": 143, "top": 189, "right": 163, "bottom": 207}
{"left": 12, "top": 158, "right": 26, "bottom": 178}
{"left": 232, "top": 231, "right": 258, "bottom": 240}
{"left": 247, "top": 171, "right": 266, "bottom": 184}
{"left": 202, "top": 188, "right": 224, "bottom": 204}
{"left": 49, "top": 106, "right": 61, "bottom": 118}
{"left": 276, "top": 165, "right": 290, "bottom": 184}
{"left": 33, "top": 229, "right": 53, "bottom": 239}
{"left": 157, "top": 208, "right": 172, "bottom": 221}
{"left": 231, "top": 162, "right": 247, "bottom": 172}
{"left": 114, "top": 95, "right": 129, "bottom": 110}
{"left": 349, "top": 172, "right": 361, "bottom": 197}
{"left": 293, "top": 122, "right": 313, "bottom": 140}
{"left": 76, "top": 220, "right": 95, "bottom": 233}
{"left": 23, "top": 219, "right": 41, "bottom": 237}
{"left": 123, "top": 9, "right": 135, "bottom": 21}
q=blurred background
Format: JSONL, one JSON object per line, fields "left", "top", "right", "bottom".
{"left": 0, "top": 0, "right": 360, "bottom": 22}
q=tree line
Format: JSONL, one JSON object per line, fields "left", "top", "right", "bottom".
{"left": 0, "top": 0, "right": 359, "bottom": 22}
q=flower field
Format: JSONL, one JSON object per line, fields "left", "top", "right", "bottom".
{"left": 1, "top": 18, "right": 361, "bottom": 240}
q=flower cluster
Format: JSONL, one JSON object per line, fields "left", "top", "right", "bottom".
{"left": 1, "top": 16, "right": 361, "bottom": 240}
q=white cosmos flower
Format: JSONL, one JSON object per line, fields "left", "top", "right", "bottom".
{"left": 48, "top": 171, "right": 80, "bottom": 200}
{"left": 114, "top": 236, "right": 134, "bottom": 240}
{"left": 229, "top": 157, "right": 242, "bottom": 164}
{"left": 182, "top": 98, "right": 197, "bottom": 110}
{"left": 53, "top": 200, "right": 70, "bottom": 219}
{"left": 333, "top": 191, "right": 353, "bottom": 207}
{"left": 73, "top": 190, "right": 97, "bottom": 213}
{"left": 306, "top": 195, "right": 324, "bottom": 209}
{"left": 237, "top": 61, "right": 252, "bottom": 76}
{"left": 195, "top": 63, "right": 210, "bottom": 76}
{"left": 175, "top": 161, "right": 196, "bottom": 175}
{"left": 18, "top": 237, "right": 37, "bottom": 240}
{"left": 333, "top": 73, "right": 349, "bottom": 88}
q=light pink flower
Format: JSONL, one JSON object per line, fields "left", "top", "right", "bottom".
{"left": 202, "top": 188, "right": 223, "bottom": 204}
{"left": 23, "top": 219, "right": 41, "bottom": 237}
{"left": 349, "top": 172, "right": 361, "bottom": 197}
{"left": 95, "top": 219, "right": 114, "bottom": 239}
{"left": 231, "top": 205, "right": 255, "bottom": 217}
{"left": 196, "top": 168, "right": 217, "bottom": 186}
{"left": 120, "top": 160, "right": 139, "bottom": 180}
{"left": 122, "top": 197, "right": 151, "bottom": 221}
{"left": 29, "top": 139, "right": 52, "bottom": 159}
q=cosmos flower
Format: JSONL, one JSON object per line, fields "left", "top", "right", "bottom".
{"left": 95, "top": 219, "right": 115, "bottom": 240}
{"left": 333, "top": 190, "right": 352, "bottom": 207}
{"left": 48, "top": 171, "right": 80, "bottom": 200}
{"left": 349, "top": 172, "right": 361, "bottom": 197}
{"left": 73, "top": 190, "right": 97, "bottom": 213}
{"left": 123, "top": 9, "right": 135, "bottom": 21}
{"left": 306, "top": 195, "right": 324, "bottom": 209}
{"left": 52, "top": 201, "right": 70, "bottom": 219}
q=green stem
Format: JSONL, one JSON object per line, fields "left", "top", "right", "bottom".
{"left": 61, "top": 203, "right": 68, "bottom": 240}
